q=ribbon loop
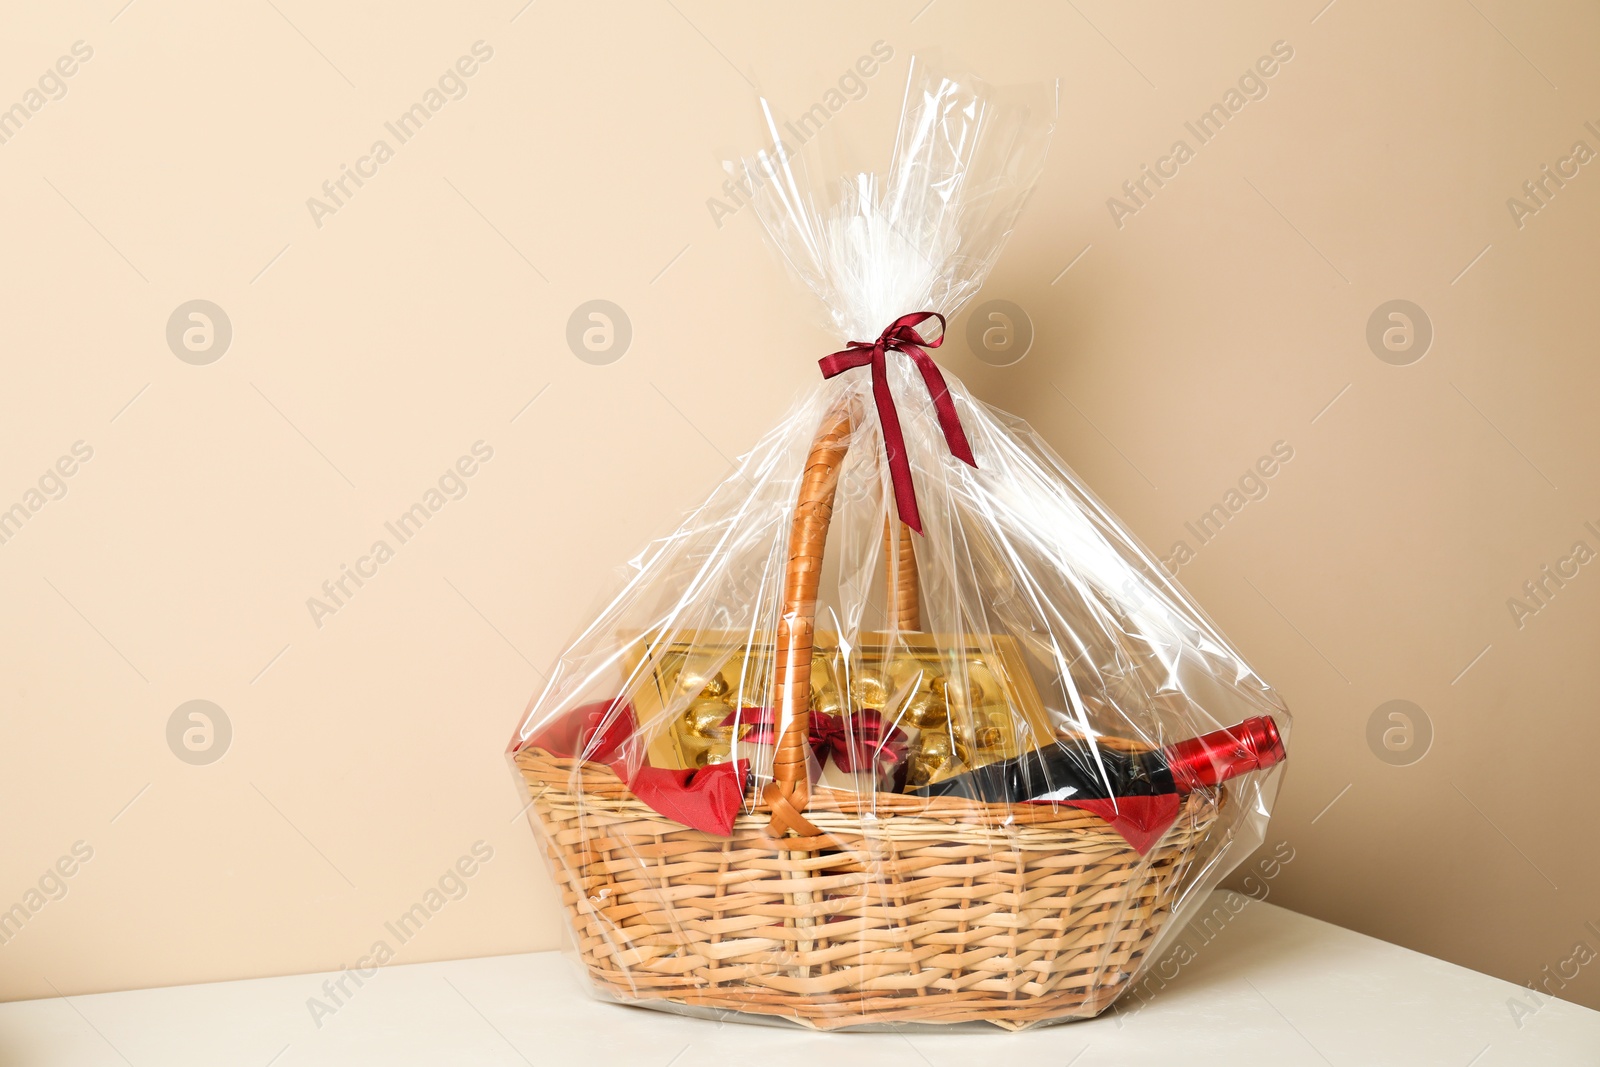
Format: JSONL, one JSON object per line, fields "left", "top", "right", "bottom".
{"left": 813, "top": 708, "right": 907, "bottom": 776}
{"left": 818, "top": 311, "right": 976, "bottom": 535}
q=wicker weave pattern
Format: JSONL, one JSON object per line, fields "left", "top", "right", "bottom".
{"left": 517, "top": 747, "right": 1216, "bottom": 1030}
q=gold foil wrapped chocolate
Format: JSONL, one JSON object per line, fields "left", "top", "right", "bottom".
{"left": 906, "top": 729, "right": 969, "bottom": 788}
{"left": 974, "top": 722, "right": 1006, "bottom": 750}
{"left": 681, "top": 696, "right": 732, "bottom": 736}
{"left": 812, "top": 675, "right": 844, "bottom": 718}
{"left": 672, "top": 672, "right": 744, "bottom": 767}
{"left": 885, "top": 654, "right": 928, "bottom": 693}
{"left": 904, "top": 690, "right": 949, "bottom": 730}
{"left": 848, "top": 672, "right": 889, "bottom": 710}
{"left": 677, "top": 669, "right": 730, "bottom": 698}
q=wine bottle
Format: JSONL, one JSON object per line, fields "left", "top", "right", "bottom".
{"left": 909, "top": 715, "right": 1284, "bottom": 803}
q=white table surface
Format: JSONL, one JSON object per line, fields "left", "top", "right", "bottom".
{"left": 3, "top": 891, "right": 1596, "bottom": 1066}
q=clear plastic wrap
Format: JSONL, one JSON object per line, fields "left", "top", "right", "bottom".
{"left": 509, "top": 56, "right": 1290, "bottom": 1031}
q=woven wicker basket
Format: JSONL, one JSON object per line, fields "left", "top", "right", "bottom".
{"left": 515, "top": 400, "right": 1220, "bottom": 1030}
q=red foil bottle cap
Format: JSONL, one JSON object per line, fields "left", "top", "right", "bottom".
{"left": 1163, "top": 716, "right": 1286, "bottom": 791}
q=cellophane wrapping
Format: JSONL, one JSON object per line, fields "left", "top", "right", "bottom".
{"left": 509, "top": 56, "right": 1290, "bottom": 1031}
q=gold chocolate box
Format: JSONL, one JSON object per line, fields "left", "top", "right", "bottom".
{"left": 623, "top": 629, "right": 1052, "bottom": 787}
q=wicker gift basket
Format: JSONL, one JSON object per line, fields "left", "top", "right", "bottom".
{"left": 509, "top": 57, "right": 1288, "bottom": 1031}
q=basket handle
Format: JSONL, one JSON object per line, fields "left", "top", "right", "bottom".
{"left": 763, "top": 399, "right": 920, "bottom": 837}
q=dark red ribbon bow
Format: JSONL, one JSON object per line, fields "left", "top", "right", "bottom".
{"left": 818, "top": 311, "right": 976, "bottom": 535}
{"left": 728, "top": 707, "right": 907, "bottom": 780}
{"left": 811, "top": 708, "right": 907, "bottom": 775}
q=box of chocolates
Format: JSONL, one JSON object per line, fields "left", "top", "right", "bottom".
{"left": 623, "top": 629, "right": 1054, "bottom": 790}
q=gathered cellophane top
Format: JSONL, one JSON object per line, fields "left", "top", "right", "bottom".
{"left": 510, "top": 56, "right": 1290, "bottom": 1031}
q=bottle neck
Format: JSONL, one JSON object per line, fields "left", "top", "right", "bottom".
{"left": 1160, "top": 716, "right": 1285, "bottom": 791}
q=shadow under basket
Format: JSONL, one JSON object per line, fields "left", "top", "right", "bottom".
{"left": 514, "top": 746, "right": 1219, "bottom": 1031}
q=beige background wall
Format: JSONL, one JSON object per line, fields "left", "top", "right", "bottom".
{"left": 4, "top": 0, "right": 1598, "bottom": 1021}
